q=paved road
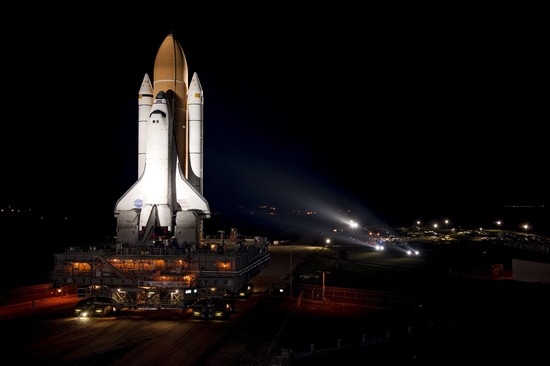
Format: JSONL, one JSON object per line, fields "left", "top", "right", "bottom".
{"left": 3, "top": 242, "right": 550, "bottom": 364}
{"left": 0, "top": 244, "right": 307, "bottom": 365}
{"left": 249, "top": 244, "right": 314, "bottom": 292}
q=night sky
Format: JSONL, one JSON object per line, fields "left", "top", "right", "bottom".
{"left": 1, "top": 5, "right": 547, "bottom": 239}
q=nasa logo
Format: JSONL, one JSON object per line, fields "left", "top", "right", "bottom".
{"left": 134, "top": 199, "right": 143, "bottom": 208}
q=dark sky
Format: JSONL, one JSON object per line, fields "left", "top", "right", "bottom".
{"left": 1, "top": 5, "right": 547, "bottom": 236}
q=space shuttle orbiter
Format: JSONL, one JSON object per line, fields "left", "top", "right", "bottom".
{"left": 114, "top": 33, "right": 210, "bottom": 245}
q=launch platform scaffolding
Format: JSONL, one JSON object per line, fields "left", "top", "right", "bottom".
{"left": 50, "top": 228, "right": 269, "bottom": 309}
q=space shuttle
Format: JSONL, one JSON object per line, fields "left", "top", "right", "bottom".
{"left": 114, "top": 33, "right": 210, "bottom": 245}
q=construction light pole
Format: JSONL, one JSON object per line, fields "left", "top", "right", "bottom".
{"left": 317, "top": 270, "right": 330, "bottom": 302}
{"left": 289, "top": 248, "right": 292, "bottom": 299}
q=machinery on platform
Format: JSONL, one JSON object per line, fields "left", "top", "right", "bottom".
{"left": 51, "top": 228, "right": 269, "bottom": 309}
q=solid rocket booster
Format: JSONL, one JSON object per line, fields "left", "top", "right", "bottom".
{"left": 137, "top": 74, "right": 154, "bottom": 178}
{"left": 114, "top": 34, "right": 210, "bottom": 244}
{"left": 188, "top": 72, "right": 204, "bottom": 194}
